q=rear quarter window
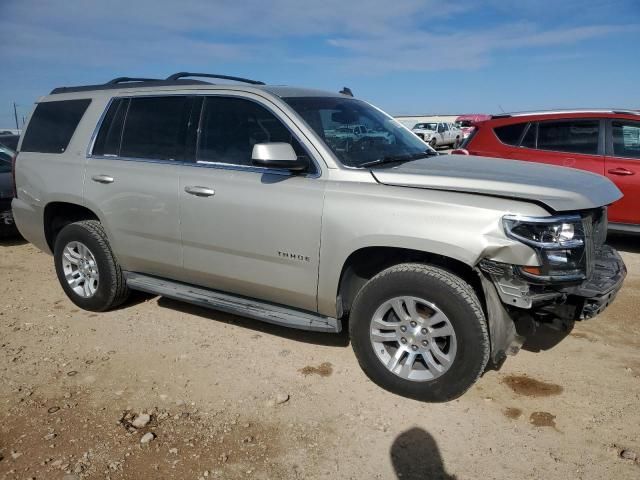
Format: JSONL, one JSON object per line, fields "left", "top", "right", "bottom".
{"left": 21, "top": 99, "right": 91, "bottom": 153}
{"left": 493, "top": 122, "right": 527, "bottom": 146}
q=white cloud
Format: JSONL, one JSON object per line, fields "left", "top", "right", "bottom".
{"left": 0, "top": 0, "right": 637, "bottom": 74}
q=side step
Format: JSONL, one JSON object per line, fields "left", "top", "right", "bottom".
{"left": 124, "top": 272, "right": 341, "bottom": 333}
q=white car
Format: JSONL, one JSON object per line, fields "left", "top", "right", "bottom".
{"left": 326, "top": 124, "right": 393, "bottom": 148}
{"left": 412, "top": 122, "right": 462, "bottom": 149}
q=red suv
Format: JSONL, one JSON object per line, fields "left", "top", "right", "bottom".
{"left": 458, "top": 110, "right": 640, "bottom": 232}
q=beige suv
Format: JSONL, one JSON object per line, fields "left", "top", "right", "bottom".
{"left": 12, "top": 73, "right": 626, "bottom": 401}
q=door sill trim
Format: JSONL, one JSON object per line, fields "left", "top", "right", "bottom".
{"left": 124, "top": 272, "right": 341, "bottom": 333}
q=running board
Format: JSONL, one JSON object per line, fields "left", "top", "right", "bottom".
{"left": 124, "top": 272, "right": 341, "bottom": 333}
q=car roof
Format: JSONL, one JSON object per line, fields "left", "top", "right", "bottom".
{"left": 47, "top": 73, "right": 346, "bottom": 100}
{"left": 491, "top": 108, "right": 640, "bottom": 119}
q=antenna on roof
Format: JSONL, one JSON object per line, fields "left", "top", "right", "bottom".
{"left": 339, "top": 87, "right": 354, "bottom": 97}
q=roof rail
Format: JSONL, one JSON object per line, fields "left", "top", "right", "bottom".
{"left": 106, "top": 77, "right": 161, "bottom": 85}
{"left": 491, "top": 108, "right": 640, "bottom": 118}
{"left": 166, "top": 72, "right": 265, "bottom": 85}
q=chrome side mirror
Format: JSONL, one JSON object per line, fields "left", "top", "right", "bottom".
{"left": 251, "top": 143, "right": 308, "bottom": 171}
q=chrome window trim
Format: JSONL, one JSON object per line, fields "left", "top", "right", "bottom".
{"left": 86, "top": 93, "right": 323, "bottom": 179}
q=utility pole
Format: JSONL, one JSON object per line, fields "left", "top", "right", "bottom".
{"left": 13, "top": 102, "right": 19, "bottom": 130}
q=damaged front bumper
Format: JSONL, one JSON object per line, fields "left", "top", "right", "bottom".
{"left": 477, "top": 245, "right": 627, "bottom": 364}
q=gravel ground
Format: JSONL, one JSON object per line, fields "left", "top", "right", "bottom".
{"left": 1, "top": 235, "right": 639, "bottom": 479}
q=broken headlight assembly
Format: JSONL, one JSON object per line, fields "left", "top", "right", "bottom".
{"left": 503, "top": 214, "right": 587, "bottom": 282}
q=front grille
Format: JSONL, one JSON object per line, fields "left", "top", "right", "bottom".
{"left": 582, "top": 207, "right": 607, "bottom": 279}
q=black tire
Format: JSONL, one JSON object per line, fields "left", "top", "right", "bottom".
{"left": 429, "top": 137, "right": 437, "bottom": 149}
{"left": 53, "top": 220, "right": 129, "bottom": 311}
{"left": 453, "top": 136, "right": 461, "bottom": 148}
{"left": 349, "top": 263, "right": 489, "bottom": 402}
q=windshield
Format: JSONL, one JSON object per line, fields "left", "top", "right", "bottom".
{"left": 283, "top": 97, "right": 432, "bottom": 168}
{"left": 414, "top": 123, "right": 437, "bottom": 131}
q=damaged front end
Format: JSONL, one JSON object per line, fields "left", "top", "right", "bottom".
{"left": 477, "top": 207, "right": 627, "bottom": 365}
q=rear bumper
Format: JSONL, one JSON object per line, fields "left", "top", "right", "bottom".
{"left": 11, "top": 197, "right": 49, "bottom": 252}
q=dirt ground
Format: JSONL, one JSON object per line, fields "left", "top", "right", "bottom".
{"left": 1, "top": 235, "right": 639, "bottom": 480}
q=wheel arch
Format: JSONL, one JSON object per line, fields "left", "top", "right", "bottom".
{"left": 335, "top": 246, "right": 485, "bottom": 320}
{"left": 43, "top": 201, "right": 100, "bottom": 252}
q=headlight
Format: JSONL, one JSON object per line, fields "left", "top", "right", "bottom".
{"left": 503, "top": 214, "right": 586, "bottom": 281}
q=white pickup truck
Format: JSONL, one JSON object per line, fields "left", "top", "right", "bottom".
{"left": 412, "top": 122, "right": 462, "bottom": 149}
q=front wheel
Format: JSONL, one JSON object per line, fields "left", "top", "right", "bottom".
{"left": 54, "top": 220, "right": 129, "bottom": 311}
{"left": 429, "top": 137, "right": 437, "bottom": 149}
{"left": 349, "top": 263, "right": 489, "bottom": 402}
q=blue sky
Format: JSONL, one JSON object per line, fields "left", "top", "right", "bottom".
{"left": 0, "top": 0, "right": 639, "bottom": 128}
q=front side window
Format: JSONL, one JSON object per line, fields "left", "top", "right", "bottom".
{"left": 120, "top": 96, "right": 193, "bottom": 161}
{"left": 197, "top": 96, "right": 309, "bottom": 168}
{"left": 284, "top": 97, "right": 431, "bottom": 168}
{"left": 537, "top": 119, "right": 600, "bottom": 155}
{"left": 611, "top": 120, "right": 640, "bottom": 159}
{"left": 21, "top": 99, "right": 91, "bottom": 153}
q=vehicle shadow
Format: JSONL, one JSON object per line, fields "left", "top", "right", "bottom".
{"left": 520, "top": 322, "right": 572, "bottom": 353}
{"left": 391, "top": 427, "right": 456, "bottom": 480}
{"left": 0, "top": 235, "right": 27, "bottom": 247}
{"left": 155, "top": 296, "right": 350, "bottom": 348}
{"left": 607, "top": 233, "right": 640, "bottom": 254}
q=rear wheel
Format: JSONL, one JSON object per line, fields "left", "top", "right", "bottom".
{"left": 349, "top": 263, "right": 489, "bottom": 402}
{"left": 54, "top": 220, "right": 129, "bottom": 311}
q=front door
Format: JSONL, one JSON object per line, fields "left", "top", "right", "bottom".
{"left": 605, "top": 119, "right": 640, "bottom": 225}
{"left": 178, "top": 95, "right": 325, "bottom": 311}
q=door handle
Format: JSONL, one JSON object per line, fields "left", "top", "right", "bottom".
{"left": 184, "top": 185, "right": 215, "bottom": 197}
{"left": 91, "top": 174, "right": 114, "bottom": 184}
{"left": 608, "top": 167, "right": 635, "bottom": 176}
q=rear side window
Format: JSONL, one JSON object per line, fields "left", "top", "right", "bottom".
{"left": 92, "top": 98, "right": 128, "bottom": 156}
{"left": 611, "top": 120, "right": 640, "bottom": 159}
{"left": 521, "top": 123, "right": 536, "bottom": 148}
{"left": 537, "top": 120, "right": 599, "bottom": 155}
{"left": 494, "top": 122, "right": 527, "bottom": 146}
{"left": 120, "top": 96, "right": 193, "bottom": 161}
{"left": 21, "top": 99, "right": 91, "bottom": 153}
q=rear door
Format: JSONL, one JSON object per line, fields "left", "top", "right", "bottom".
{"left": 84, "top": 95, "right": 195, "bottom": 278}
{"left": 605, "top": 118, "right": 640, "bottom": 225}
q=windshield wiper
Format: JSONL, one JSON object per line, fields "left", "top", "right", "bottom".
{"left": 359, "top": 150, "right": 437, "bottom": 168}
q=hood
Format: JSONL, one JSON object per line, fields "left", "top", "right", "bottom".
{"left": 370, "top": 155, "right": 622, "bottom": 212}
